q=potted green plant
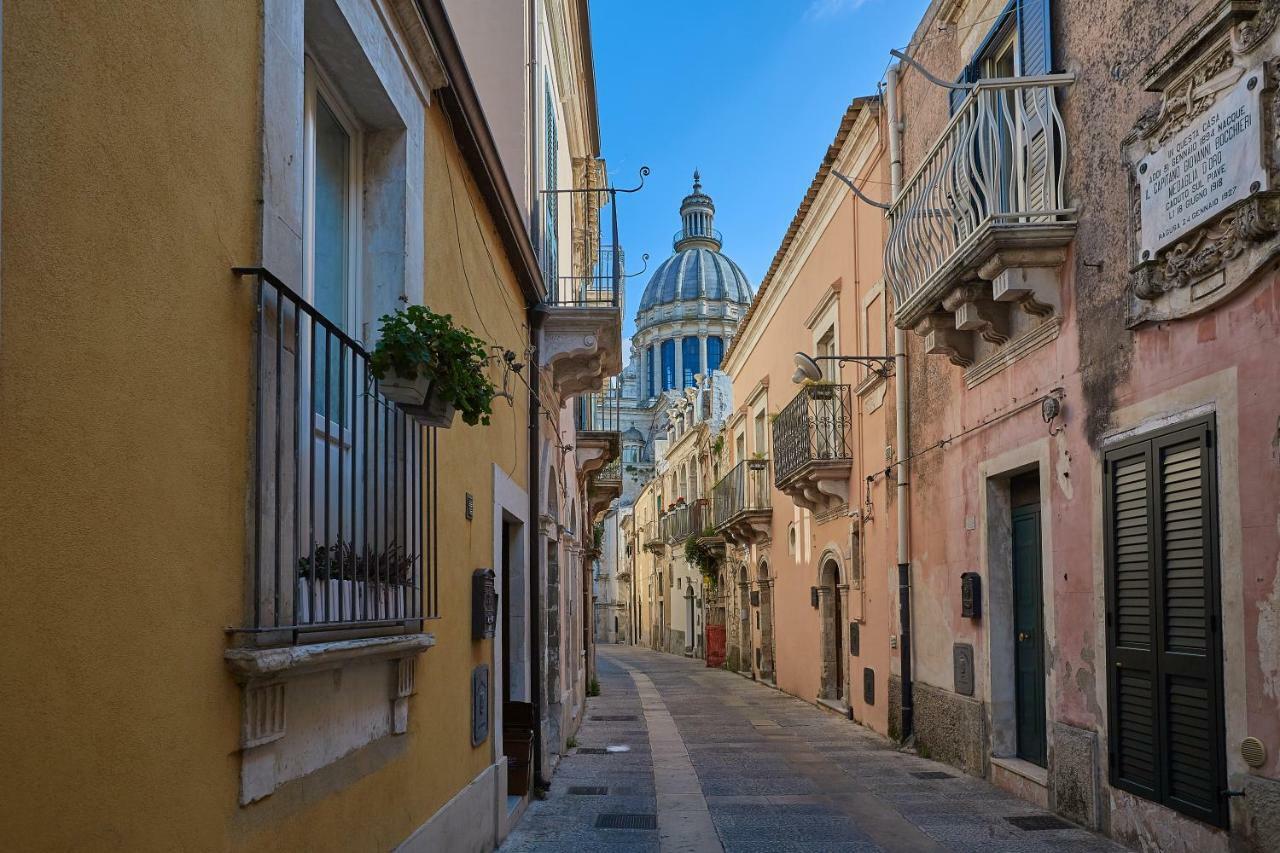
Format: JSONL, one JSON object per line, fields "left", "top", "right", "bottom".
{"left": 369, "top": 305, "right": 496, "bottom": 428}
{"left": 295, "top": 541, "right": 417, "bottom": 624}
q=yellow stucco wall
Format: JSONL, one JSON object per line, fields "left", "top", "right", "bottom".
{"left": 1, "top": 3, "right": 529, "bottom": 850}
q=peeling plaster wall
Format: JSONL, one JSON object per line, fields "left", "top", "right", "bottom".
{"left": 896, "top": 0, "right": 1279, "bottom": 848}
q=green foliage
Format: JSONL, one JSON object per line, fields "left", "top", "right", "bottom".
{"left": 684, "top": 536, "right": 718, "bottom": 583}
{"left": 370, "top": 305, "right": 496, "bottom": 426}
{"left": 298, "top": 541, "right": 417, "bottom": 585}
{"left": 587, "top": 678, "right": 600, "bottom": 697}
{"left": 712, "top": 435, "right": 724, "bottom": 456}
{"left": 565, "top": 736, "right": 578, "bottom": 750}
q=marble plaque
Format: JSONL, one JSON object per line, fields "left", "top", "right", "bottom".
{"left": 1138, "top": 69, "right": 1267, "bottom": 257}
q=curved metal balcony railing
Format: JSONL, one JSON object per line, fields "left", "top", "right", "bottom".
{"left": 885, "top": 74, "right": 1075, "bottom": 325}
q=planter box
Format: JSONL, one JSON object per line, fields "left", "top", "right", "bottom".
{"left": 376, "top": 367, "right": 431, "bottom": 407}
{"left": 375, "top": 368, "right": 458, "bottom": 428}
{"left": 400, "top": 390, "right": 456, "bottom": 429}
{"left": 296, "top": 578, "right": 409, "bottom": 625}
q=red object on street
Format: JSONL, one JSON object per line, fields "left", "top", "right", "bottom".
{"left": 705, "top": 624, "right": 725, "bottom": 668}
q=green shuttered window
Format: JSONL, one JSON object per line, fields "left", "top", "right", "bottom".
{"left": 1103, "top": 416, "right": 1226, "bottom": 827}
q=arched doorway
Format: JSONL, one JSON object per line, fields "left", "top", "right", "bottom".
{"left": 819, "top": 558, "right": 844, "bottom": 702}
{"left": 757, "top": 560, "right": 775, "bottom": 683}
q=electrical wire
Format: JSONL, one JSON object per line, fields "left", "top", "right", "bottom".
{"left": 864, "top": 390, "right": 1063, "bottom": 486}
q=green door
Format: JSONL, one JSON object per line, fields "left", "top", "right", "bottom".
{"left": 1012, "top": 503, "right": 1047, "bottom": 766}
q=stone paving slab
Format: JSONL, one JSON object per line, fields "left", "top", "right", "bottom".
{"left": 502, "top": 646, "right": 1126, "bottom": 853}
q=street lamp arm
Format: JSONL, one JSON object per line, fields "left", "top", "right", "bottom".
{"left": 820, "top": 354, "right": 895, "bottom": 379}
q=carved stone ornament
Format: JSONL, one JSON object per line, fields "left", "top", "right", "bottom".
{"left": 1125, "top": 0, "right": 1280, "bottom": 325}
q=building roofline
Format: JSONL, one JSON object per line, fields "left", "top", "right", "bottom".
{"left": 723, "top": 95, "right": 880, "bottom": 366}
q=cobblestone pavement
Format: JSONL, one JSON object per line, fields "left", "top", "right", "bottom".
{"left": 501, "top": 645, "right": 1125, "bottom": 853}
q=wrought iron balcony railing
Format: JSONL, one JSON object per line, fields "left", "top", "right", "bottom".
{"left": 886, "top": 74, "right": 1075, "bottom": 330}
{"left": 545, "top": 184, "right": 625, "bottom": 309}
{"left": 643, "top": 519, "right": 665, "bottom": 553}
{"left": 576, "top": 378, "right": 622, "bottom": 433}
{"left": 689, "top": 497, "right": 714, "bottom": 538}
{"left": 773, "top": 384, "right": 852, "bottom": 486}
{"left": 660, "top": 504, "right": 692, "bottom": 543}
{"left": 231, "top": 268, "right": 436, "bottom": 644}
{"left": 713, "top": 459, "right": 771, "bottom": 545}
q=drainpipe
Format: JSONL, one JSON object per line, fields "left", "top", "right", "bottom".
{"left": 528, "top": 306, "right": 545, "bottom": 785}
{"left": 886, "top": 62, "right": 914, "bottom": 743}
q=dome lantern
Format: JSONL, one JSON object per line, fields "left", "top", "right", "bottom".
{"left": 675, "top": 170, "right": 721, "bottom": 252}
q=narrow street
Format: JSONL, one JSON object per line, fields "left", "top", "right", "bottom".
{"left": 502, "top": 646, "right": 1124, "bottom": 852}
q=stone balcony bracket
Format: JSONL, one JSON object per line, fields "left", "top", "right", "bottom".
{"left": 575, "top": 432, "right": 620, "bottom": 481}
{"left": 539, "top": 304, "right": 623, "bottom": 400}
{"left": 908, "top": 248, "right": 1067, "bottom": 368}
{"left": 914, "top": 312, "right": 975, "bottom": 368}
{"left": 778, "top": 460, "right": 851, "bottom": 515}
{"left": 719, "top": 511, "right": 772, "bottom": 548}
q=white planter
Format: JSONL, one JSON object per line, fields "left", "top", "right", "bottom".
{"left": 401, "top": 390, "right": 457, "bottom": 429}
{"left": 376, "top": 367, "right": 432, "bottom": 407}
{"left": 296, "top": 578, "right": 408, "bottom": 624}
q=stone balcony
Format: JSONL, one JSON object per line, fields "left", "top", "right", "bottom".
{"left": 771, "top": 383, "right": 852, "bottom": 514}
{"left": 586, "top": 459, "right": 622, "bottom": 522}
{"left": 713, "top": 459, "right": 772, "bottom": 547}
{"left": 886, "top": 74, "right": 1076, "bottom": 371}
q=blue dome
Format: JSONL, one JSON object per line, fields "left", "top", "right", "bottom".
{"left": 637, "top": 248, "right": 753, "bottom": 311}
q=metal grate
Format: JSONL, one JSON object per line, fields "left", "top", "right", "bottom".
{"left": 911, "top": 771, "right": 954, "bottom": 779}
{"left": 568, "top": 786, "right": 609, "bottom": 795}
{"left": 1006, "top": 815, "right": 1073, "bottom": 831}
{"left": 595, "top": 814, "right": 658, "bottom": 830}
{"left": 589, "top": 715, "right": 638, "bottom": 721}
{"left": 575, "top": 747, "right": 609, "bottom": 754}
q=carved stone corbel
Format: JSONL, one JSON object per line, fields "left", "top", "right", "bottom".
{"left": 942, "top": 282, "right": 1011, "bottom": 344}
{"left": 913, "top": 312, "right": 974, "bottom": 368}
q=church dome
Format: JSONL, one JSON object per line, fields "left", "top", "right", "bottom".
{"left": 637, "top": 172, "right": 753, "bottom": 312}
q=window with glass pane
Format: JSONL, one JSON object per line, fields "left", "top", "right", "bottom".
{"left": 706, "top": 337, "right": 723, "bottom": 373}
{"left": 313, "top": 94, "right": 350, "bottom": 422}
{"left": 682, "top": 337, "right": 700, "bottom": 388}
{"left": 661, "top": 339, "right": 676, "bottom": 391}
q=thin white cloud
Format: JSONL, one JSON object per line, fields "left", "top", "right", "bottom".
{"left": 804, "top": 0, "right": 869, "bottom": 21}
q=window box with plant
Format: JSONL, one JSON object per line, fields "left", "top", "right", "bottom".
{"left": 369, "top": 305, "right": 496, "bottom": 429}
{"left": 295, "top": 541, "right": 418, "bottom": 625}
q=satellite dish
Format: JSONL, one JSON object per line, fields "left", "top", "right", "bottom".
{"left": 792, "top": 352, "right": 823, "bottom": 384}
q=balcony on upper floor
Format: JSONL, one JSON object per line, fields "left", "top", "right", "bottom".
{"left": 886, "top": 74, "right": 1075, "bottom": 368}
{"left": 642, "top": 519, "right": 666, "bottom": 555}
{"left": 586, "top": 459, "right": 622, "bottom": 522}
{"left": 660, "top": 503, "right": 693, "bottom": 544}
{"left": 772, "top": 383, "right": 853, "bottom": 514}
{"left": 713, "top": 459, "right": 771, "bottom": 547}
{"left": 539, "top": 177, "right": 625, "bottom": 399}
{"left": 576, "top": 381, "right": 621, "bottom": 487}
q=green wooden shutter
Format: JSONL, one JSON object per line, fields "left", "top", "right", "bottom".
{"left": 1105, "top": 418, "right": 1226, "bottom": 828}
{"left": 1105, "top": 444, "right": 1159, "bottom": 798}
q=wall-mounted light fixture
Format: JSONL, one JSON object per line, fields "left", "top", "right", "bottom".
{"left": 792, "top": 351, "right": 893, "bottom": 384}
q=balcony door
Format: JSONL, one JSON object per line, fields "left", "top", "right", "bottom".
{"left": 300, "top": 59, "right": 369, "bottom": 623}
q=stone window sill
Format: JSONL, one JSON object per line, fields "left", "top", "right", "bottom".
{"left": 224, "top": 633, "right": 436, "bottom": 682}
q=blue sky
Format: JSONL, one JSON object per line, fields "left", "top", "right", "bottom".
{"left": 590, "top": 0, "right": 930, "bottom": 346}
